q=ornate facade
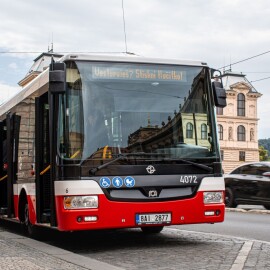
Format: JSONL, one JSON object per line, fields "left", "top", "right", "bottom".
{"left": 217, "top": 71, "right": 262, "bottom": 173}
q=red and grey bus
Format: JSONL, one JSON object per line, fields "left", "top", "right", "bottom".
{"left": 0, "top": 54, "right": 226, "bottom": 236}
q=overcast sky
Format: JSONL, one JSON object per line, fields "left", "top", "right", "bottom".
{"left": 1, "top": 0, "right": 270, "bottom": 138}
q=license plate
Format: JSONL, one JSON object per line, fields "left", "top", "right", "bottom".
{"left": 136, "top": 213, "right": 171, "bottom": 225}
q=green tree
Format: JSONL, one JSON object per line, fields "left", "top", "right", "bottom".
{"left": 259, "top": 145, "right": 268, "bottom": 161}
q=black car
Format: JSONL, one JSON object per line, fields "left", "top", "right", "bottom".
{"left": 225, "top": 162, "right": 270, "bottom": 209}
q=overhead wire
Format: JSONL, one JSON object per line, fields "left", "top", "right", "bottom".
{"left": 218, "top": 49, "right": 270, "bottom": 70}
{"left": 250, "top": 76, "right": 270, "bottom": 83}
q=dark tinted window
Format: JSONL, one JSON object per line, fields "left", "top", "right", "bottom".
{"left": 253, "top": 164, "right": 270, "bottom": 176}
{"left": 237, "top": 93, "right": 245, "bottom": 116}
{"left": 218, "top": 124, "right": 223, "bottom": 140}
{"left": 231, "top": 167, "right": 241, "bottom": 174}
{"left": 237, "top": 126, "right": 245, "bottom": 141}
{"left": 238, "top": 165, "right": 250, "bottom": 174}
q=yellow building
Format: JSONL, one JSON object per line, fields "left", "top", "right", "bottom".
{"left": 217, "top": 71, "right": 262, "bottom": 173}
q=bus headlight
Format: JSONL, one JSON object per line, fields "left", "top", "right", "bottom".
{"left": 64, "top": 196, "right": 98, "bottom": 209}
{"left": 203, "top": 192, "right": 223, "bottom": 204}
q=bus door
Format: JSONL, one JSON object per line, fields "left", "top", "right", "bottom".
{"left": 35, "top": 93, "right": 51, "bottom": 223}
{"left": 0, "top": 121, "right": 7, "bottom": 214}
{"left": 6, "top": 113, "right": 21, "bottom": 218}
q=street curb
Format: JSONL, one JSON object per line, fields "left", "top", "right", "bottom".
{"left": 226, "top": 208, "right": 270, "bottom": 215}
{"left": 0, "top": 230, "right": 124, "bottom": 270}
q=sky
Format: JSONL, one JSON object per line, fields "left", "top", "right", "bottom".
{"left": 0, "top": 0, "right": 270, "bottom": 138}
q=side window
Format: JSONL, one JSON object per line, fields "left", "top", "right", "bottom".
{"left": 239, "top": 165, "right": 249, "bottom": 174}
{"left": 256, "top": 165, "right": 270, "bottom": 176}
{"left": 231, "top": 167, "right": 240, "bottom": 174}
{"left": 245, "top": 166, "right": 257, "bottom": 175}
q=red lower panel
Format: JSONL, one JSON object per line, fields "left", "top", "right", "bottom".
{"left": 14, "top": 195, "right": 19, "bottom": 219}
{"left": 55, "top": 191, "right": 225, "bottom": 231}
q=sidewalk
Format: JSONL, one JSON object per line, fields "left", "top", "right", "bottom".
{"left": 0, "top": 228, "right": 123, "bottom": 270}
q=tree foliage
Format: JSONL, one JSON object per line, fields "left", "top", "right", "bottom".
{"left": 259, "top": 138, "right": 270, "bottom": 151}
{"left": 259, "top": 146, "right": 268, "bottom": 161}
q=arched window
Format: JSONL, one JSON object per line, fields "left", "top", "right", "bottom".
{"left": 218, "top": 124, "right": 223, "bottom": 140}
{"left": 186, "top": 122, "right": 193, "bottom": 138}
{"left": 237, "top": 125, "right": 246, "bottom": 141}
{"left": 237, "top": 93, "right": 245, "bottom": 116}
{"left": 201, "top": 124, "right": 207, "bottom": 140}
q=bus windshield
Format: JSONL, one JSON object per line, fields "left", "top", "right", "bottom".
{"left": 58, "top": 61, "right": 218, "bottom": 164}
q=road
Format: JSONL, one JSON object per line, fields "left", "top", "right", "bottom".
{"left": 1, "top": 207, "right": 270, "bottom": 269}
{"left": 173, "top": 210, "right": 270, "bottom": 242}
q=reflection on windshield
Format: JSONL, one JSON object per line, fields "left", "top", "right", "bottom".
{"left": 58, "top": 61, "right": 217, "bottom": 164}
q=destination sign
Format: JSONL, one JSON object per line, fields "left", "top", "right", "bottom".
{"left": 92, "top": 66, "right": 186, "bottom": 82}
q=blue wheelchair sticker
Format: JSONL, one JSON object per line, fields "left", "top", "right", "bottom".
{"left": 99, "top": 177, "right": 111, "bottom": 188}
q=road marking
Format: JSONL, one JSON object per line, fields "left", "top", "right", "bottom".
{"left": 230, "top": 241, "right": 253, "bottom": 270}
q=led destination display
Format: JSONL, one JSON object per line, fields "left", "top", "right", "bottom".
{"left": 92, "top": 66, "right": 186, "bottom": 82}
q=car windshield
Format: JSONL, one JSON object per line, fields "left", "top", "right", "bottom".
{"left": 58, "top": 60, "right": 218, "bottom": 164}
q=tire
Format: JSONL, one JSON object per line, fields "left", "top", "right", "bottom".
{"left": 141, "top": 226, "right": 164, "bottom": 234}
{"left": 22, "top": 203, "right": 39, "bottom": 238}
{"left": 263, "top": 205, "right": 270, "bottom": 210}
{"left": 225, "top": 187, "right": 237, "bottom": 208}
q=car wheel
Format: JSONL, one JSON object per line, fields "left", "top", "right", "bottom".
{"left": 263, "top": 205, "right": 270, "bottom": 210}
{"left": 141, "top": 226, "right": 164, "bottom": 234}
{"left": 225, "top": 187, "right": 237, "bottom": 208}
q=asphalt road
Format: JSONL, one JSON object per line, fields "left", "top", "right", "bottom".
{"left": 173, "top": 208, "right": 270, "bottom": 242}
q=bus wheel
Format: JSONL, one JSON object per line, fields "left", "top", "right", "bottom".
{"left": 23, "top": 203, "right": 37, "bottom": 238}
{"left": 141, "top": 226, "right": 164, "bottom": 234}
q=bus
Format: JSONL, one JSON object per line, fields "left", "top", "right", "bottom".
{"left": 0, "top": 54, "right": 226, "bottom": 236}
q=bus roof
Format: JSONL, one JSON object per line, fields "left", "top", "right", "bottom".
{"left": 0, "top": 53, "right": 208, "bottom": 117}
{"left": 61, "top": 53, "right": 208, "bottom": 67}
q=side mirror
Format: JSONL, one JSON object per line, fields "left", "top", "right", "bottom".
{"left": 212, "top": 81, "right": 227, "bottom": 108}
{"left": 49, "top": 61, "right": 66, "bottom": 94}
{"left": 262, "top": 172, "right": 270, "bottom": 177}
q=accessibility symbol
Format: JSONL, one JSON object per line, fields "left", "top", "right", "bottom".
{"left": 112, "top": 177, "right": 123, "bottom": 188}
{"left": 124, "top": 176, "right": 135, "bottom": 188}
{"left": 99, "top": 177, "right": 111, "bottom": 188}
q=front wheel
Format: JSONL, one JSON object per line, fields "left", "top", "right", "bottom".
{"left": 23, "top": 203, "right": 38, "bottom": 238}
{"left": 141, "top": 226, "right": 164, "bottom": 234}
{"left": 225, "top": 187, "right": 237, "bottom": 208}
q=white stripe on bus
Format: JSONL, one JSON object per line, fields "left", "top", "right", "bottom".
{"left": 55, "top": 180, "right": 103, "bottom": 196}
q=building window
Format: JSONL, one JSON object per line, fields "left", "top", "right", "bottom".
{"left": 186, "top": 122, "right": 193, "bottom": 138}
{"left": 237, "top": 93, "right": 245, "bottom": 116}
{"left": 216, "top": 107, "right": 223, "bottom": 115}
{"left": 218, "top": 124, "right": 223, "bottom": 140}
{"left": 201, "top": 124, "right": 207, "bottom": 140}
{"left": 237, "top": 125, "right": 246, "bottom": 141}
{"left": 239, "top": 151, "right": 245, "bottom": 161}
{"left": 221, "top": 150, "right": 224, "bottom": 161}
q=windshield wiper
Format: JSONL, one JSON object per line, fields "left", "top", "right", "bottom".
{"left": 89, "top": 152, "right": 160, "bottom": 175}
{"left": 162, "top": 158, "right": 213, "bottom": 172}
